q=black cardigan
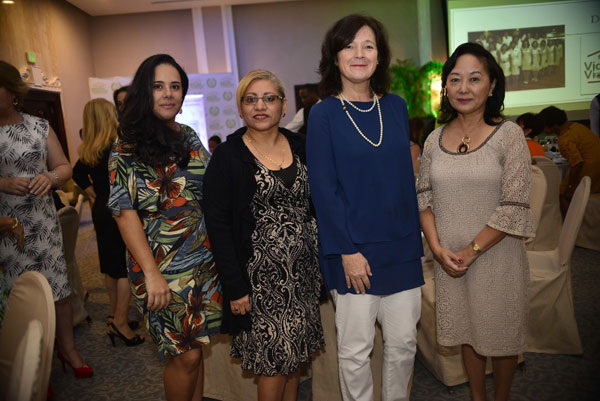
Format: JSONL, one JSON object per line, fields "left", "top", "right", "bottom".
{"left": 203, "top": 126, "right": 308, "bottom": 335}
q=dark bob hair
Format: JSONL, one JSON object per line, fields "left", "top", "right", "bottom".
{"left": 318, "top": 14, "right": 391, "bottom": 98}
{"left": 538, "top": 106, "right": 567, "bottom": 128}
{"left": 438, "top": 42, "right": 505, "bottom": 126}
{"left": 516, "top": 112, "right": 543, "bottom": 137}
{"left": 119, "top": 54, "right": 190, "bottom": 167}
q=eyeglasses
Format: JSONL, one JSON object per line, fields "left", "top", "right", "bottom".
{"left": 241, "top": 95, "right": 283, "bottom": 105}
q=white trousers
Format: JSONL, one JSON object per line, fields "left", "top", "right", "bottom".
{"left": 332, "top": 288, "right": 421, "bottom": 401}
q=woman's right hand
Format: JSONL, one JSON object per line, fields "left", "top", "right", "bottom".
{"left": 432, "top": 246, "right": 467, "bottom": 278}
{"left": 0, "top": 177, "right": 30, "bottom": 196}
{"left": 341, "top": 252, "right": 372, "bottom": 294}
{"left": 145, "top": 271, "right": 172, "bottom": 311}
{"left": 230, "top": 295, "right": 251, "bottom": 316}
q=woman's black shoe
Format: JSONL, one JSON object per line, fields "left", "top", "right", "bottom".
{"left": 107, "top": 322, "right": 145, "bottom": 347}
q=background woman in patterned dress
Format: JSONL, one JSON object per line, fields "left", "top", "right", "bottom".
{"left": 108, "top": 54, "right": 222, "bottom": 401}
{"left": 0, "top": 61, "right": 92, "bottom": 378}
{"left": 203, "top": 69, "right": 323, "bottom": 401}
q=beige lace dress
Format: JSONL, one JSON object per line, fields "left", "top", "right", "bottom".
{"left": 417, "top": 120, "right": 535, "bottom": 356}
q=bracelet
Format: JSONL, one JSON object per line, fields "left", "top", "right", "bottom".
{"left": 48, "top": 171, "right": 59, "bottom": 187}
{"left": 11, "top": 218, "right": 19, "bottom": 230}
{"left": 470, "top": 241, "right": 482, "bottom": 254}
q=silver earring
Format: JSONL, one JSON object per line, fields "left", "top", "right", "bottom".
{"left": 13, "top": 98, "right": 18, "bottom": 106}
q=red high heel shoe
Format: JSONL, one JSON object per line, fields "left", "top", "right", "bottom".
{"left": 57, "top": 352, "right": 94, "bottom": 379}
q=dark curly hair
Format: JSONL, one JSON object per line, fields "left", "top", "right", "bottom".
{"left": 438, "top": 42, "right": 505, "bottom": 126}
{"left": 119, "top": 54, "right": 190, "bottom": 167}
{"left": 318, "top": 14, "right": 391, "bottom": 98}
{"left": 538, "top": 106, "right": 567, "bottom": 128}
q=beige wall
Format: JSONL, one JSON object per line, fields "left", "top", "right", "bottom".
{"left": 231, "top": 0, "right": 439, "bottom": 125}
{"left": 90, "top": 10, "right": 198, "bottom": 78}
{"left": 203, "top": 6, "right": 229, "bottom": 73}
{"left": 0, "top": 0, "right": 93, "bottom": 162}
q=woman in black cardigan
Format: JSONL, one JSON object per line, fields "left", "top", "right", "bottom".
{"left": 203, "top": 69, "right": 323, "bottom": 401}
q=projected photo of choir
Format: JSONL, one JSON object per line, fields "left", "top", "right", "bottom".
{"left": 468, "top": 25, "right": 565, "bottom": 92}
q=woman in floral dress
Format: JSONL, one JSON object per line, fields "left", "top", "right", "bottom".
{"left": 108, "top": 54, "right": 222, "bottom": 400}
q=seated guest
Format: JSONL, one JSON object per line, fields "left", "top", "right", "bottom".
{"left": 538, "top": 106, "right": 600, "bottom": 213}
{"left": 203, "top": 69, "right": 324, "bottom": 401}
{"left": 208, "top": 134, "right": 221, "bottom": 154}
{"left": 516, "top": 112, "right": 546, "bottom": 157}
{"left": 285, "top": 83, "right": 320, "bottom": 134}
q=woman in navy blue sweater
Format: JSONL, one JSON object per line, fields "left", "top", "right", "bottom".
{"left": 306, "top": 15, "right": 424, "bottom": 401}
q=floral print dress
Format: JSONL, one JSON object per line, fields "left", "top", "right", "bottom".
{"left": 108, "top": 125, "right": 222, "bottom": 359}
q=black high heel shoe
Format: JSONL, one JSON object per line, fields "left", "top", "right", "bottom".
{"left": 107, "top": 322, "right": 145, "bottom": 347}
{"left": 106, "top": 315, "right": 140, "bottom": 330}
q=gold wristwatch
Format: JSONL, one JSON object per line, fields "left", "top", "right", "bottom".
{"left": 470, "top": 241, "right": 482, "bottom": 254}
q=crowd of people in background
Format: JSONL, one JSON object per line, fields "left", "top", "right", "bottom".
{"left": 1, "top": 11, "right": 599, "bottom": 401}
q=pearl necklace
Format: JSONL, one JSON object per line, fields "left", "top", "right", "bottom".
{"left": 338, "top": 92, "right": 383, "bottom": 147}
{"left": 246, "top": 134, "right": 284, "bottom": 170}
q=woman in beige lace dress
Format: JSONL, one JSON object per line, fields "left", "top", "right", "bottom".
{"left": 417, "top": 43, "right": 534, "bottom": 401}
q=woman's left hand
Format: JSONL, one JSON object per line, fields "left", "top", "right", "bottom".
{"left": 28, "top": 173, "right": 54, "bottom": 196}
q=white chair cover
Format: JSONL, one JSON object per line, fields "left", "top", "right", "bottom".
{"left": 526, "top": 176, "right": 590, "bottom": 354}
{"left": 6, "top": 320, "right": 43, "bottom": 401}
{"left": 526, "top": 165, "right": 547, "bottom": 249}
{"left": 203, "top": 334, "right": 259, "bottom": 401}
{"left": 57, "top": 195, "right": 88, "bottom": 326}
{"left": 575, "top": 193, "right": 600, "bottom": 251}
{"left": 529, "top": 156, "right": 562, "bottom": 250}
{"left": 0, "top": 272, "right": 55, "bottom": 401}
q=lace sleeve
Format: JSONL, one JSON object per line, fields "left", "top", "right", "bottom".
{"left": 416, "top": 132, "right": 436, "bottom": 212}
{"left": 487, "top": 123, "right": 535, "bottom": 238}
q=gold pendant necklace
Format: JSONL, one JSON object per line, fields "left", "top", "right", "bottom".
{"left": 246, "top": 134, "right": 284, "bottom": 170}
{"left": 457, "top": 135, "right": 470, "bottom": 153}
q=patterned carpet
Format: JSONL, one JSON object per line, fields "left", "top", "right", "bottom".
{"left": 49, "top": 203, "right": 600, "bottom": 400}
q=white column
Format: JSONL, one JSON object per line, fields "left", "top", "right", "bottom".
{"left": 417, "top": 0, "right": 432, "bottom": 66}
{"left": 221, "top": 5, "right": 239, "bottom": 80}
{"left": 192, "top": 7, "right": 209, "bottom": 74}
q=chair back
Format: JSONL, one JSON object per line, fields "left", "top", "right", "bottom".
{"left": 558, "top": 177, "right": 591, "bottom": 266}
{"left": 6, "top": 320, "right": 44, "bottom": 401}
{"left": 57, "top": 205, "right": 80, "bottom": 265}
{"left": 0, "top": 272, "right": 55, "bottom": 401}
{"left": 57, "top": 199, "right": 89, "bottom": 327}
{"left": 529, "top": 165, "right": 547, "bottom": 233}
{"left": 531, "top": 156, "right": 563, "bottom": 250}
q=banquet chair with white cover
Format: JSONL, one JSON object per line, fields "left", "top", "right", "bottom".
{"left": 529, "top": 156, "right": 562, "bottom": 250}
{"left": 525, "top": 165, "right": 547, "bottom": 249}
{"left": 57, "top": 194, "right": 89, "bottom": 326}
{"left": 526, "top": 176, "right": 590, "bottom": 355}
{"left": 6, "top": 320, "right": 44, "bottom": 401}
{"left": 0, "top": 272, "right": 55, "bottom": 401}
{"left": 575, "top": 192, "right": 600, "bottom": 251}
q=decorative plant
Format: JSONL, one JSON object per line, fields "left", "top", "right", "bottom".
{"left": 390, "top": 59, "right": 443, "bottom": 118}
